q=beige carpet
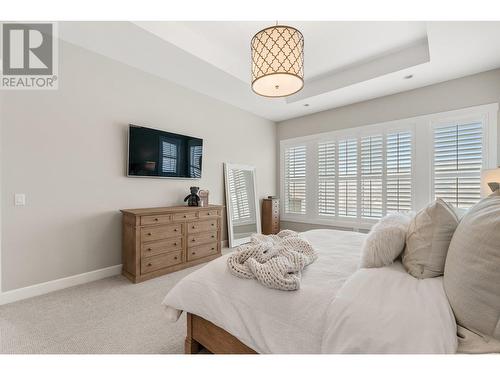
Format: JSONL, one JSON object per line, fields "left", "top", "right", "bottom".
{"left": 0, "top": 253, "right": 229, "bottom": 354}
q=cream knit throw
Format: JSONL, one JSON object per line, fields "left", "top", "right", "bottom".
{"left": 227, "top": 230, "right": 317, "bottom": 291}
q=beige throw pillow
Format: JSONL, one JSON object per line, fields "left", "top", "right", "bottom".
{"left": 444, "top": 190, "right": 500, "bottom": 343}
{"left": 403, "top": 198, "right": 459, "bottom": 278}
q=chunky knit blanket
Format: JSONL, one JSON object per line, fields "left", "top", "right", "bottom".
{"left": 227, "top": 230, "right": 317, "bottom": 291}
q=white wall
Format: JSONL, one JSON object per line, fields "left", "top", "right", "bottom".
{"left": 0, "top": 40, "right": 277, "bottom": 292}
{"left": 277, "top": 68, "right": 500, "bottom": 231}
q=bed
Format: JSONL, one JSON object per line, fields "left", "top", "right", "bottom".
{"left": 162, "top": 229, "right": 458, "bottom": 354}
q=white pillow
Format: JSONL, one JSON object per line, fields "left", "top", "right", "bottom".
{"left": 360, "top": 213, "right": 412, "bottom": 268}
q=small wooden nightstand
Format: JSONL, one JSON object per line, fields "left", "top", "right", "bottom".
{"left": 261, "top": 198, "right": 280, "bottom": 235}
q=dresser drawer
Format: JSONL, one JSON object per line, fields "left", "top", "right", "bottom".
{"left": 188, "top": 231, "right": 218, "bottom": 246}
{"left": 188, "top": 242, "right": 218, "bottom": 261}
{"left": 141, "top": 224, "right": 182, "bottom": 242}
{"left": 141, "top": 237, "right": 182, "bottom": 258}
{"left": 187, "top": 219, "right": 218, "bottom": 234}
{"left": 141, "top": 214, "right": 171, "bottom": 226}
{"left": 141, "top": 250, "right": 182, "bottom": 274}
{"left": 198, "top": 209, "right": 220, "bottom": 218}
{"left": 172, "top": 212, "right": 197, "bottom": 221}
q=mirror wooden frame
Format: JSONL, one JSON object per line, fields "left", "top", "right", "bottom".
{"left": 223, "top": 163, "right": 261, "bottom": 248}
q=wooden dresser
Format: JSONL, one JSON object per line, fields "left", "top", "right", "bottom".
{"left": 121, "top": 205, "right": 224, "bottom": 283}
{"left": 261, "top": 198, "right": 280, "bottom": 235}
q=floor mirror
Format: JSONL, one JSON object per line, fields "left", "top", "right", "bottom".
{"left": 224, "top": 163, "right": 261, "bottom": 248}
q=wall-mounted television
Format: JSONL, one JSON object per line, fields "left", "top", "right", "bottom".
{"left": 127, "top": 125, "right": 203, "bottom": 178}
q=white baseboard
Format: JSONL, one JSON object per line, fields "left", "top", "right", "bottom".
{"left": 0, "top": 264, "right": 122, "bottom": 306}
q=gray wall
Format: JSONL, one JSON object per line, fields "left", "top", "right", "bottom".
{"left": 0, "top": 41, "right": 277, "bottom": 291}
{"left": 277, "top": 68, "right": 500, "bottom": 231}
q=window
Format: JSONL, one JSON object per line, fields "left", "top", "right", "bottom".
{"left": 318, "top": 142, "right": 336, "bottom": 216}
{"left": 338, "top": 138, "right": 358, "bottom": 217}
{"left": 433, "top": 121, "right": 483, "bottom": 208}
{"left": 386, "top": 131, "right": 412, "bottom": 212}
{"left": 361, "top": 135, "right": 383, "bottom": 218}
{"left": 284, "top": 145, "right": 307, "bottom": 214}
{"left": 280, "top": 104, "right": 497, "bottom": 229}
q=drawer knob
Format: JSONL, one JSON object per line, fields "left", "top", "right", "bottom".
{"left": 192, "top": 252, "right": 196, "bottom": 255}
{"left": 211, "top": 247, "right": 215, "bottom": 250}
{"left": 174, "top": 256, "right": 178, "bottom": 260}
{"left": 174, "top": 242, "right": 177, "bottom": 246}
{"left": 183, "top": 215, "right": 187, "bottom": 218}
{"left": 207, "top": 212, "right": 211, "bottom": 216}
{"left": 147, "top": 262, "right": 152, "bottom": 267}
{"left": 211, "top": 223, "right": 214, "bottom": 226}
{"left": 154, "top": 218, "right": 159, "bottom": 221}
{"left": 147, "top": 232, "right": 152, "bottom": 236}
{"left": 211, "top": 235, "right": 215, "bottom": 238}
{"left": 147, "top": 248, "right": 152, "bottom": 251}
{"left": 192, "top": 225, "right": 195, "bottom": 229}
{"left": 174, "top": 228, "right": 178, "bottom": 232}
{"left": 191, "top": 239, "right": 195, "bottom": 242}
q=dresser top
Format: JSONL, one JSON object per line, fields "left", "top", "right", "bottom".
{"left": 121, "top": 204, "right": 224, "bottom": 216}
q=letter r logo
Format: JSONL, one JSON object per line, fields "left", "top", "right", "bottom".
{"left": 2, "top": 23, "right": 53, "bottom": 75}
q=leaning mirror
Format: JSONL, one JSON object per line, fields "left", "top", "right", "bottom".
{"left": 224, "top": 163, "right": 261, "bottom": 248}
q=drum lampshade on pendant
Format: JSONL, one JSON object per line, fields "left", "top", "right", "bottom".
{"left": 251, "top": 25, "right": 304, "bottom": 98}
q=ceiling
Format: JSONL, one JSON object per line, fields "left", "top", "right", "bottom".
{"left": 59, "top": 21, "right": 500, "bottom": 122}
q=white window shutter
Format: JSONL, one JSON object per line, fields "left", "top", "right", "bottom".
{"left": 284, "top": 145, "right": 307, "bottom": 214}
{"left": 338, "top": 139, "right": 357, "bottom": 217}
{"left": 386, "top": 131, "right": 412, "bottom": 212}
{"left": 361, "top": 135, "right": 383, "bottom": 218}
{"left": 318, "top": 142, "right": 336, "bottom": 216}
{"left": 433, "top": 122, "right": 483, "bottom": 208}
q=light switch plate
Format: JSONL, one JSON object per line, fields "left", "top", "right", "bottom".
{"left": 15, "top": 193, "right": 26, "bottom": 206}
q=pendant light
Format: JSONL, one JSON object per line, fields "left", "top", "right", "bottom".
{"left": 251, "top": 23, "right": 304, "bottom": 97}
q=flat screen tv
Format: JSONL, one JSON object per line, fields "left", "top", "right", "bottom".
{"left": 127, "top": 125, "right": 203, "bottom": 178}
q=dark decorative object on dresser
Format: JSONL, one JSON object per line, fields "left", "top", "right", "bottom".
{"left": 261, "top": 197, "right": 280, "bottom": 235}
{"left": 184, "top": 186, "right": 201, "bottom": 206}
{"left": 121, "top": 205, "right": 223, "bottom": 283}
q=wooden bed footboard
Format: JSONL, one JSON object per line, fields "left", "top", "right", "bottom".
{"left": 185, "top": 313, "right": 257, "bottom": 354}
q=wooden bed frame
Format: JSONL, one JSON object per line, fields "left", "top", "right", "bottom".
{"left": 185, "top": 313, "right": 257, "bottom": 354}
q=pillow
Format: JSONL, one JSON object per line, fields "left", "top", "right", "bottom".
{"left": 360, "top": 213, "right": 412, "bottom": 268}
{"left": 402, "top": 198, "right": 459, "bottom": 278}
{"left": 444, "top": 190, "right": 500, "bottom": 343}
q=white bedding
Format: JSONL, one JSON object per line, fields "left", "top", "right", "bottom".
{"left": 162, "top": 229, "right": 458, "bottom": 354}
{"left": 321, "top": 262, "right": 457, "bottom": 353}
{"left": 162, "top": 229, "right": 365, "bottom": 353}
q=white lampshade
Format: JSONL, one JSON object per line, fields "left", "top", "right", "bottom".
{"left": 481, "top": 167, "right": 500, "bottom": 196}
{"left": 251, "top": 25, "right": 304, "bottom": 97}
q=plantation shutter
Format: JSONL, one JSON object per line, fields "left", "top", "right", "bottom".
{"left": 228, "top": 169, "right": 251, "bottom": 221}
{"left": 338, "top": 138, "right": 357, "bottom": 217}
{"left": 284, "top": 145, "right": 307, "bottom": 214}
{"left": 361, "top": 135, "right": 383, "bottom": 218}
{"left": 318, "top": 142, "right": 336, "bottom": 216}
{"left": 433, "top": 122, "right": 483, "bottom": 208}
{"left": 386, "top": 131, "right": 412, "bottom": 212}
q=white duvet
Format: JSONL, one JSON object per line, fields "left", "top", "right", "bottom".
{"left": 162, "top": 229, "right": 458, "bottom": 354}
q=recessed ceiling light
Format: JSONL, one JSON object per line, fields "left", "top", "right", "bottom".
{"left": 404, "top": 74, "right": 414, "bottom": 80}
{"left": 304, "top": 103, "right": 310, "bottom": 107}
